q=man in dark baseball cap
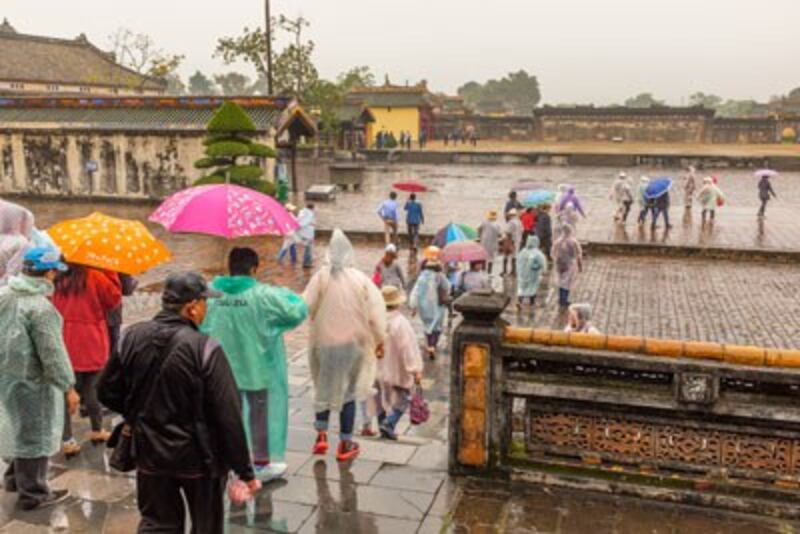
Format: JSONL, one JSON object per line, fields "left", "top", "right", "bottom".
{"left": 98, "top": 271, "right": 258, "bottom": 531}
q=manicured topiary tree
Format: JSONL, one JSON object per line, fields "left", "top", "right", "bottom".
{"left": 194, "top": 101, "right": 277, "bottom": 196}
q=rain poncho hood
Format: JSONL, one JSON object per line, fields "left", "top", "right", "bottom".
{"left": 303, "top": 230, "right": 387, "bottom": 412}
{"left": 557, "top": 187, "right": 586, "bottom": 217}
{"left": 0, "top": 200, "right": 36, "bottom": 285}
{"left": 202, "top": 275, "right": 308, "bottom": 462}
{"left": 0, "top": 275, "right": 75, "bottom": 458}
{"left": 516, "top": 236, "right": 548, "bottom": 298}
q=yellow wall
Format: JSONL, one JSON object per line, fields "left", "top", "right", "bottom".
{"left": 366, "top": 106, "right": 420, "bottom": 146}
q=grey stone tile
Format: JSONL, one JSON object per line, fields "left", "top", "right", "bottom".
{"left": 354, "top": 485, "right": 434, "bottom": 521}
{"left": 357, "top": 439, "right": 417, "bottom": 465}
{"left": 408, "top": 441, "right": 449, "bottom": 471}
{"left": 269, "top": 476, "right": 325, "bottom": 507}
{"left": 417, "top": 514, "right": 446, "bottom": 534}
{"left": 283, "top": 451, "right": 314, "bottom": 476}
{"left": 298, "top": 509, "right": 421, "bottom": 534}
{"left": 428, "top": 479, "right": 462, "bottom": 518}
{"left": 50, "top": 469, "right": 135, "bottom": 503}
{"left": 0, "top": 521, "right": 52, "bottom": 533}
{"left": 370, "top": 465, "right": 445, "bottom": 494}
{"left": 228, "top": 498, "right": 315, "bottom": 533}
{"left": 295, "top": 457, "right": 382, "bottom": 484}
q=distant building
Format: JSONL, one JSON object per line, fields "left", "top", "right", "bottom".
{"left": 0, "top": 19, "right": 166, "bottom": 97}
{"left": 344, "top": 82, "right": 434, "bottom": 146}
{"left": 0, "top": 96, "right": 316, "bottom": 198}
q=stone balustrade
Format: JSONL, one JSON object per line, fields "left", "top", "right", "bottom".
{"left": 449, "top": 290, "right": 800, "bottom": 519}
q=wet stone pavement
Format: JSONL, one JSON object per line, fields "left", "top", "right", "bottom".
{"left": 4, "top": 198, "right": 800, "bottom": 531}
{"left": 296, "top": 162, "right": 800, "bottom": 253}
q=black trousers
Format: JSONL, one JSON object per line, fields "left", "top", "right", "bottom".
{"left": 137, "top": 472, "right": 226, "bottom": 534}
{"left": 64, "top": 371, "right": 103, "bottom": 440}
{"left": 3, "top": 457, "right": 50, "bottom": 508}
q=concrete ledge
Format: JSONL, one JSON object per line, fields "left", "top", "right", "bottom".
{"left": 504, "top": 327, "right": 800, "bottom": 369}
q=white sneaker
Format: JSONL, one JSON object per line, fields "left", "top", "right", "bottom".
{"left": 254, "top": 463, "right": 288, "bottom": 482}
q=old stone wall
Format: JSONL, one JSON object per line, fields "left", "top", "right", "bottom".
{"left": 535, "top": 116, "right": 708, "bottom": 143}
{"left": 708, "top": 118, "right": 777, "bottom": 144}
{"left": 0, "top": 131, "right": 274, "bottom": 198}
{"left": 433, "top": 115, "right": 535, "bottom": 141}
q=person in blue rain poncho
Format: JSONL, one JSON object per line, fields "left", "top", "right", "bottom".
{"left": 0, "top": 245, "right": 78, "bottom": 510}
{"left": 202, "top": 247, "right": 308, "bottom": 481}
{"left": 410, "top": 251, "right": 451, "bottom": 359}
{"left": 516, "top": 235, "right": 548, "bottom": 313}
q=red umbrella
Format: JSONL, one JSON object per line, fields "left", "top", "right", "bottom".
{"left": 441, "top": 241, "right": 488, "bottom": 263}
{"left": 393, "top": 180, "right": 428, "bottom": 193}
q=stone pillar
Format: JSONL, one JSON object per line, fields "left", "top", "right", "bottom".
{"left": 449, "top": 290, "right": 509, "bottom": 476}
{"left": 114, "top": 135, "right": 128, "bottom": 196}
{"left": 90, "top": 137, "right": 102, "bottom": 195}
{"left": 10, "top": 133, "right": 26, "bottom": 191}
{"left": 65, "top": 135, "right": 81, "bottom": 195}
{"left": 0, "top": 136, "right": 8, "bottom": 193}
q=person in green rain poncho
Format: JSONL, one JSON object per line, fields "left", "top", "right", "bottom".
{"left": 0, "top": 246, "right": 79, "bottom": 510}
{"left": 202, "top": 247, "right": 307, "bottom": 482}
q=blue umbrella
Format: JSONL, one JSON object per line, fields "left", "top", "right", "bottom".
{"left": 644, "top": 177, "right": 673, "bottom": 200}
{"left": 432, "top": 223, "right": 477, "bottom": 248}
{"left": 522, "top": 190, "right": 556, "bottom": 208}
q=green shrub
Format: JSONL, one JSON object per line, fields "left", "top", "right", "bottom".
{"left": 206, "top": 141, "right": 251, "bottom": 158}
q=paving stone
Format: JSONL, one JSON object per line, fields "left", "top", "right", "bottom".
{"left": 370, "top": 465, "right": 445, "bottom": 494}
{"left": 357, "top": 439, "right": 418, "bottom": 465}
{"left": 228, "top": 498, "right": 315, "bottom": 533}
{"left": 50, "top": 469, "right": 135, "bottom": 503}
{"left": 298, "top": 509, "right": 421, "bottom": 534}
{"left": 295, "top": 457, "right": 383, "bottom": 484}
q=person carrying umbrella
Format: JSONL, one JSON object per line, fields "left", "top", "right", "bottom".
{"left": 698, "top": 176, "right": 725, "bottom": 226}
{"left": 637, "top": 176, "right": 651, "bottom": 226}
{"left": 516, "top": 235, "right": 547, "bottom": 313}
{"left": 0, "top": 245, "right": 78, "bottom": 511}
{"left": 303, "top": 230, "right": 387, "bottom": 462}
{"left": 652, "top": 188, "right": 673, "bottom": 231}
{"left": 202, "top": 247, "right": 308, "bottom": 481}
{"left": 551, "top": 224, "right": 582, "bottom": 308}
{"left": 478, "top": 211, "right": 502, "bottom": 275}
{"left": 404, "top": 193, "right": 425, "bottom": 250}
{"left": 535, "top": 204, "right": 554, "bottom": 261}
{"left": 53, "top": 263, "right": 122, "bottom": 457}
{"left": 757, "top": 173, "right": 777, "bottom": 218}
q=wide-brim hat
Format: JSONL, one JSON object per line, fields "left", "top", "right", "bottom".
{"left": 487, "top": 210, "right": 498, "bottom": 220}
{"left": 382, "top": 285, "right": 407, "bottom": 307}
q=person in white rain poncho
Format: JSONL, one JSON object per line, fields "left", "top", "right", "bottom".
{"left": 698, "top": 176, "right": 725, "bottom": 226}
{"left": 0, "top": 200, "right": 35, "bottom": 286}
{"left": 0, "top": 246, "right": 78, "bottom": 511}
{"left": 636, "top": 176, "right": 651, "bottom": 225}
{"left": 609, "top": 172, "right": 633, "bottom": 223}
{"left": 516, "top": 235, "right": 547, "bottom": 312}
{"left": 303, "top": 229, "right": 387, "bottom": 463}
{"left": 564, "top": 303, "right": 601, "bottom": 334}
{"left": 551, "top": 224, "right": 583, "bottom": 308}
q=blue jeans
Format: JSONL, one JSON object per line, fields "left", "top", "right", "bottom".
{"left": 315, "top": 400, "right": 356, "bottom": 441}
{"left": 302, "top": 242, "right": 313, "bottom": 267}
{"left": 277, "top": 244, "right": 297, "bottom": 265}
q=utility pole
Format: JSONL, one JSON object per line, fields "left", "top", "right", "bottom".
{"left": 265, "top": 0, "right": 273, "bottom": 95}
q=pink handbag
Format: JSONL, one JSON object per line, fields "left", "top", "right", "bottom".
{"left": 409, "top": 386, "right": 430, "bottom": 425}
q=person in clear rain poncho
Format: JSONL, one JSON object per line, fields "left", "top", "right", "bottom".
{"left": 0, "top": 199, "right": 35, "bottom": 286}
{"left": 0, "top": 245, "right": 78, "bottom": 510}
{"left": 202, "top": 247, "right": 308, "bottom": 481}
{"left": 410, "top": 257, "right": 451, "bottom": 359}
{"left": 303, "top": 230, "right": 387, "bottom": 463}
{"left": 516, "top": 235, "right": 548, "bottom": 312}
{"left": 551, "top": 224, "right": 583, "bottom": 308}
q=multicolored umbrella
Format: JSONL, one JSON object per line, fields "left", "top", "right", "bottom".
{"left": 49, "top": 212, "right": 171, "bottom": 275}
{"left": 644, "top": 177, "right": 673, "bottom": 200}
{"left": 432, "top": 223, "right": 477, "bottom": 248}
{"left": 755, "top": 169, "right": 779, "bottom": 179}
{"left": 441, "top": 241, "right": 489, "bottom": 263}
{"left": 393, "top": 179, "right": 428, "bottom": 193}
{"left": 522, "top": 190, "right": 556, "bottom": 208}
{"left": 149, "top": 184, "right": 299, "bottom": 239}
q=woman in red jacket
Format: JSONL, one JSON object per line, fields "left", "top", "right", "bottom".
{"left": 53, "top": 264, "right": 121, "bottom": 457}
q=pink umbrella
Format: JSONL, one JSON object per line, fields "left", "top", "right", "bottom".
{"left": 441, "top": 241, "right": 488, "bottom": 263}
{"left": 149, "top": 184, "right": 299, "bottom": 239}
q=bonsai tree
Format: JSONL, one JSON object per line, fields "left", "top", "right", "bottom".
{"left": 194, "top": 101, "right": 277, "bottom": 195}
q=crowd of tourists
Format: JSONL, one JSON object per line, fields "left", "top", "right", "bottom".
{"left": 0, "top": 200, "right": 434, "bottom": 531}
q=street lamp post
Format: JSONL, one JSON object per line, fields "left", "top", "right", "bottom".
{"left": 265, "top": 0, "right": 273, "bottom": 95}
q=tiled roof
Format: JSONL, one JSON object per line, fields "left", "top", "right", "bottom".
{"left": 0, "top": 24, "right": 165, "bottom": 91}
{"left": 0, "top": 98, "right": 283, "bottom": 132}
{"left": 347, "top": 85, "right": 431, "bottom": 108}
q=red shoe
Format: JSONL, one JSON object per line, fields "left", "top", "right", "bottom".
{"left": 336, "top": 440, "right": 360, "bottom": 462}
{"left": 312, "top": 431, "right": 329, "bottom": 455}
{"left": 360, "top": 425, "right": 378, "bottom": 437}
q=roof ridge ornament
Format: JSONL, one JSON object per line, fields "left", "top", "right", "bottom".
{"left": 0, "top": 18, "right": 17, "bottom": 34}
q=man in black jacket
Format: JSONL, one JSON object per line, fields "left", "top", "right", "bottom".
{"left": 98, "top": 272, "right": 258, "bottom": 533}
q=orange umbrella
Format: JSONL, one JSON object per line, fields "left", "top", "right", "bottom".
{"left": 49, "top": 212, "right": 171, "bottom": 275}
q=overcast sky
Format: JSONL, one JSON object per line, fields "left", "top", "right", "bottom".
{"left": 4, "top": 0, "right": 798, "bottom": 104}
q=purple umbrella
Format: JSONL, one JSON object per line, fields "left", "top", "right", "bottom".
{"left": 755, "top": 169, "right": 779, "bottom": 179}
